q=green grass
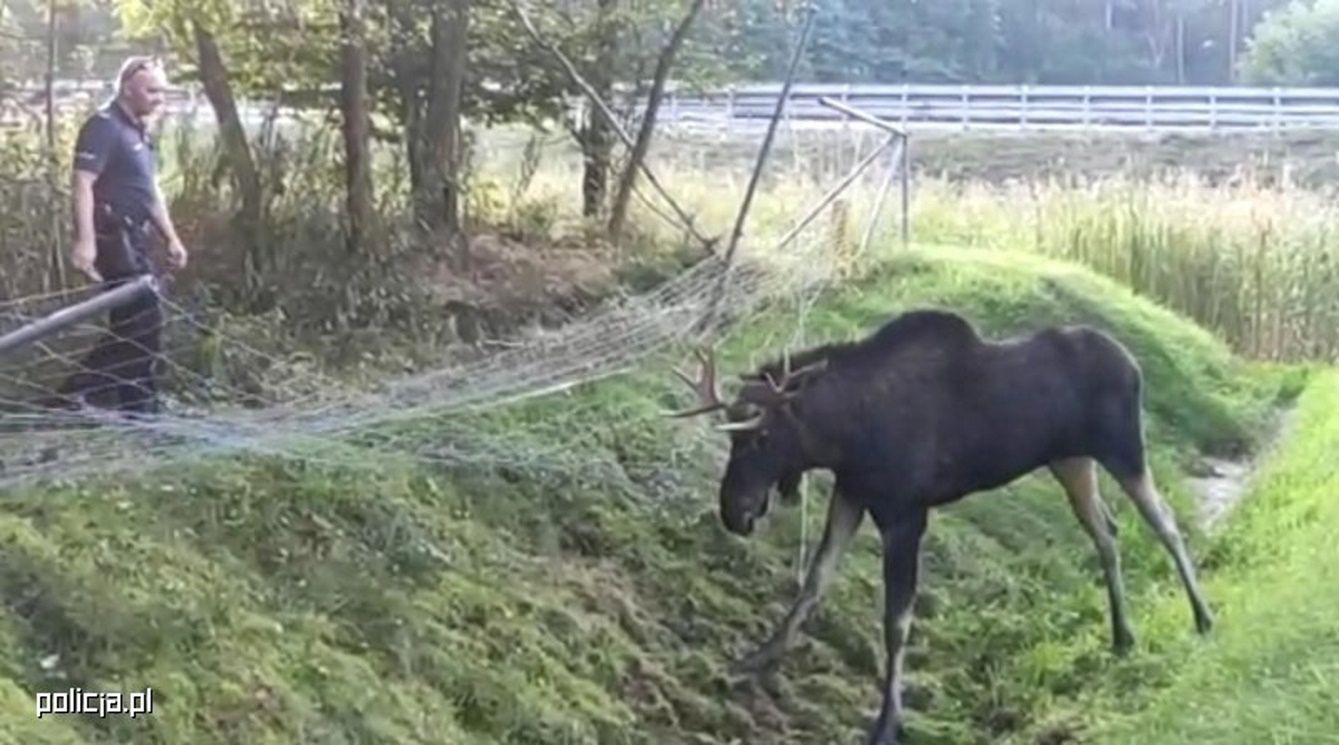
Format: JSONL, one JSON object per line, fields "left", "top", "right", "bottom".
{"left": 1013, "top": 370, "right": 1339, "bottom": 745}
{"left": 475, "top": 124, "right": 1339, "bottom": 366}
{"left": 0, "top": 246, "right": 1319, "bottom": 744}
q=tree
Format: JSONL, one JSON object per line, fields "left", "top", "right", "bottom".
{"left": 607, "top": 0, "right": 707, "bottom": 242}
{"left": 380, "top": 0, "right": 470, "bottom": 239}
{"left": 1241, "top": 0, "right": 1339, "bottom": 85}
{"left": 339, "top": 0, "right": 373, "bottom": 255}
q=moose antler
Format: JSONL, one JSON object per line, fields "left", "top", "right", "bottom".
{"left": 739, "top": 352, "right": 829, "bottom": 408}
{"left": 663, "top": 346, "right": 728, "bottom": 418}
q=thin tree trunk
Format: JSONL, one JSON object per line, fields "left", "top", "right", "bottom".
{"left": 581, "top": 0, "right": 616, "bottom": 219}
{"left": 340, "top": 0, "right": 374, "bottom": 255}
{"left": 422, "top": 0, "right": 468, "bottom": 241}
{"left": 441, "top": 0, "right": 468, "bottom": 239}
{"left": 45, "top": 0, "right": 64, "bottom": 291}
{"left": 194, "top": 25, "right": 266, "bottom": 274}
{"left": 1228, "top": 0, "right": 1239, "bottom": 81}
{"left": 385, "top": 0, "right": 427, "bottom": 228}
{"left": 1176, "top": 13, "right": 1185, "bottom": 84}
{"left": 608, "top": 0, "right": 706, "bottom": 242}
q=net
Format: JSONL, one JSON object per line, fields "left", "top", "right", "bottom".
{"left": 0, "top": 130, "right": 906, "bottom": 495}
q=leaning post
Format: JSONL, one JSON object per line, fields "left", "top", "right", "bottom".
{"left": 0, "top": 274, "right": 158, "bottom": 359}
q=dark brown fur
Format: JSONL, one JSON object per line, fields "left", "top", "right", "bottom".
{"left": 696, "top": 308, "right": 1213, "bottom": 745}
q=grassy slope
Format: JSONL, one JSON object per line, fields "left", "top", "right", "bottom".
{"left": 1023, "top": 369, "right": 1339, "bottom": 745}
{"left": 0, "top": 247, "right": 1310, "bottom": 744}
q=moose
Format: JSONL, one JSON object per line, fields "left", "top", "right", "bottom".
{"left": 665, "top": 308, "right": 1214, "bottom": 745}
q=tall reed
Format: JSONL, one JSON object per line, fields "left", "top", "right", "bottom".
{"left": 909, "top": 171, "right": 1339, "bottom": 362}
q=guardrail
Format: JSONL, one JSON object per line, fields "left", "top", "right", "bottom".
{"left": 11, "top": 81, "right": 1339, "bottom": 133}
{"left": 657, "top": 83, "right": 1339, "bottom": 132}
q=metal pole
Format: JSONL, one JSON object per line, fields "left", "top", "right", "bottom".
{"left": 901, "top": 136, "right": 911, "bottom": 249}
{"left": 771, "top": 134, "right": 899, "bottom": 254}
{"left": 0, "top": 275, "right": 158, "bottom": 358}
{"left": 698, "top": 3, "right": 819, "bottom": 336}
{"left": 859, "top": 139, "right": 902, "bottom": 257}
{"left": 508, "top": 0, "right": 714, "bottom": 251}
{"left": 719, "top": 5, "right": 820, "bottom": 271}
{"left": 817, "top": 96, "right": 909, "bottom": 137}
{"left": 817, "top": 95, "right": 912, "bottom": 251}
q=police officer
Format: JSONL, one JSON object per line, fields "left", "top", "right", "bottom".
{"left": 57, "top": 56, "right": 188, "bottom": 415}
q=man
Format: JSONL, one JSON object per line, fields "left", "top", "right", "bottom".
{"left": 57, "top": 55, "right": 188, "bottom": 416}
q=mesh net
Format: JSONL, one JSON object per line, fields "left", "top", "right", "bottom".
{"left": 0, "top": 129, "right": 905, "bottom": 494}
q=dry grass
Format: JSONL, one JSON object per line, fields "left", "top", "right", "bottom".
{"left": 908, "top": 173, "right": 1339, "bottom": 362}
{"left": 6, "top": 115, "right": 1339, "bottom": 366}
{"left": 474, "top": 124, "right": 1339, "bottom": 364}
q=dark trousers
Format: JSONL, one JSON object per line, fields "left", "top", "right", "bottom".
{"left": 58, "top": 220, "right": 163, "bottom": 413}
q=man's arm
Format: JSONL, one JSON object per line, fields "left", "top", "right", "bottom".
{"left": 150, "top": 180, "right": 187, "bottom": 269}
{"left": 70, "top": 169, "right": 102, "bottom": 283}
{"left": 71, "top": 170, "right": 98, "bottom": 248}
{"left": 69, "top": 115, "right": 114, "bottom": 282}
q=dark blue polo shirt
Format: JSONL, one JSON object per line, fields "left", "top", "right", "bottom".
{"left": 72, "top": 102, "right": 157, "bottom": 224}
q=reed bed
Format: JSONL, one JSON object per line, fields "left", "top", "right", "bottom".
{"left": 503, "top": 128, "right": 1339, "bottom": 363}
{"left": 907, "top": 172, "right": 1339, "bottom": 363}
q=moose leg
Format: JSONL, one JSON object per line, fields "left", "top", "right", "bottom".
{"left": 736, "top": 488, "right": 865, "bottom": 674}
{"left": 1116, "top": 468, "right": 1214, "bottom": 634}
{"left": 1050, "top": 457, "right": 1135, "bottom": 654}
{"left": 866, "top": 509, "right": 928, "bottom": 745}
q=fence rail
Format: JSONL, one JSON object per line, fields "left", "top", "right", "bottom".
{"left": 658, "top": 83, "right": 1339, "bottom": 132}
{"left": 10, "top": 80, "right": 1339, "bottom": 133}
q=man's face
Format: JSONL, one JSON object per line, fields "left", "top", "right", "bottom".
{"left": 122, "top": 64, "right": 167, "bottom": 120}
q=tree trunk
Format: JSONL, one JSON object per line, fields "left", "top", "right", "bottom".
{"left": 45, "top": 0, "right": 64, "bottom": 292}
{"left": 193, "top": 25, "right": 265, "bottom": 274}
{"left": 580, "top": 0, "right": 617, "bottom": 219}
{"left": 339, "top": 0, "right": 374, "bottom": 255}
{"left": 421, "top": 0, "right": 469, "bottom": 241}
{"left": 1228, "top": 0, "right": 1239, "bottom": 81}
{"left": 1176, "top": 13, "right": 1185, "bottom": 84}
{"left": 608, "top": 0, "right": 706, "bottom": 242}
{"left": 385, "top": 0, "right": 427, "bottom": 228}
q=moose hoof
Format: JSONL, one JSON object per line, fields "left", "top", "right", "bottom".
{"left": 1195, "top": 610, "right": 1214, "bottom": 635}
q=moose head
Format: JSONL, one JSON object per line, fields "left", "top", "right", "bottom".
{"left": 664, "top": 346, "right": 830, "bottom": 535}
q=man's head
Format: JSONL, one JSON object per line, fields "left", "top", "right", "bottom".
{"left": 115, "top": 56, "right": 167, "bottom": 121}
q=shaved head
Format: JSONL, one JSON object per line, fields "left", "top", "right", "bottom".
{"left": 116, "top": 56, "right": 168, "bottom": 121}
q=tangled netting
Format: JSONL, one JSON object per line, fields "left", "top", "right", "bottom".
{"left": 0, "top": 131, "right": 906, "bottom": 494}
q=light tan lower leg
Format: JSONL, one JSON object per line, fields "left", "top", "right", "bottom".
{"left": 1051, "top": 457, "right": 1135, "bottom": 651}
{"left": 1119, "top": 469, "right": 1214, "bottom": 633}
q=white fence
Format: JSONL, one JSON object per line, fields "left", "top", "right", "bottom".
{"left": 11, "top": 80, "right": 1339, "bottom": 134}
{"left": 658, "top": 83, "right": 1339, "bottom": 133}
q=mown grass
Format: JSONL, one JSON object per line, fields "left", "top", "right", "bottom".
{"left": 0, "top": 246, "right": 1311, "bottom": 744}
{"left": 1008, "top": 370, "right": 1339, "bottom": 745}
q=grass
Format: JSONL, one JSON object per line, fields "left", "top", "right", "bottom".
{"left": 1016, "top": 369, "right": 1339, "bottom": 745}
{"left": 474, "top": 124, "right": 1339, "bottom": 365}
{"left": 3, "top": 117, "right": 1337, "bottom": 742}
{"left": 0, "top": 245, "right": 1316, "bottom": 744}
{"left": 908, "top": 175, "right": 1339, "bottom": 364}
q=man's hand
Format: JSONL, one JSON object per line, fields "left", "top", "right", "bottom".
{"left": 70, "top": 236, "right": 103, "bottom": 283}
{"left": 166, "top": 237, "right": 188, "bottom": 271}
